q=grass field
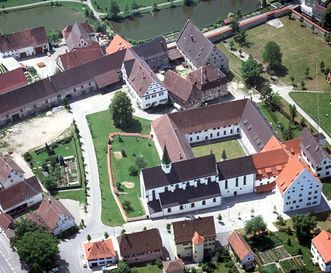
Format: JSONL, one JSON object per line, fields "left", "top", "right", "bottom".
{"left": 134, "top": 265, "right": 162, "bottom": 273}
{"left": 232, "top": 17, "right": 331, "bottom": 92}
{"left": 87, "top": 110, "right": 151, "bottom": 226}
{"left": 111, "top": 136, "right": 159, "bottom": 217}
{"left": 192, "top": 139, "right": 246, "bottom": 161}
{"left": 92, "top": 0, "right": 174, "bottom": 12}
{"left": 260, "top": 264, "right": 280, "bottom": 273}
{"left": 290, "top": 92, "right": 331, "bottom": 137}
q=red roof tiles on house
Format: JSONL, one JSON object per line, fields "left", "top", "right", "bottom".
{"left": 58, "top": 45, "right": 104, "bottom": 70}
{"left": 312, "top": 230, "right": 331, "bottom": 264}
{"left": 84, "top": 239, "right": 116, "bottom": 261}
{"left": 228, "top": 231, "right": 254, "bottom": 261}
{"left": 192, "top": 231, "right": 205, "bottom": 245}
{"left": 163, "top": 259, "right": 185, "bottom": 273}
{"left": 0, "top": 68, "right": 28, "bottom": 95}
{"left": 261, "top": 136, "right": 283, "bottom": 152}
{"left": 106, "top": 34, "right": 132, "bottom": 55}
{"left": 255, "top": 181, "right": 276, "bottom": 193}
{"left": 0, "top": 154, "right": 24, "bottom": 183}
{"left": 0, "top": 26, "right": 48, "bottom": 52}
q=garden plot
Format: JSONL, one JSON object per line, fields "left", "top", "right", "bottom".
{"left": 258, "top": 246, "right": 291, "bottom": 264}
{"left": 279, "top": 257, "right": 305, "bottom": 273}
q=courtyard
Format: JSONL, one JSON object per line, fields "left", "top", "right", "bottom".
{"left": 192, "top": 139, "right": 246, "bottom": 161}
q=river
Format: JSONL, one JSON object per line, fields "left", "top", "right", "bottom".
{"left": 110, "top": 0, "right": 259, "bottom": 41}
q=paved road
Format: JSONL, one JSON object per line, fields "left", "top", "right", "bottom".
{"left": 0, "top": 234, "right": 26, "bottom": 273}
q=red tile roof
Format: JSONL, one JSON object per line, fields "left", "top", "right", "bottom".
{"left": 275, "top": 156, "right": 306, "bottom": 194}
{"left": 255, "top": 181, "right": 276, "bottom": 193}
{"left": 283, "top": 138, "right": 301, "bottom": 156}
{"left": 163, "top": 259, "right": 185, "bottom": 273}
{"left": 0, "top": 68, "right": 28, "bottom": 95}
{"left": 106, "top": 34, "right": 132, "bottom": 55}
{"left": 84, "top": 239, "right": 116, "bottom": 260}
{"left": 261, "top": 136, "right": 283, "bottom": 152}
{"left": 0, "top": 26, "right": 48, "bottom": 52}
{"left": 228, "top": 231, "right": 254, "bottom": 261}
{"left": 312, "top": 231, "right": 331, "bottom": 263}
{"left": 58, "top": 46, "right": 104, "bottom": 70}
{"left": 252, "top": 148, "right": 289, "bottom": 179}
{"left": 30, "top": 199, "right": 73, "bottom": 231}
{"left": 192, "top": 231, "right": 205, "bottom": 245}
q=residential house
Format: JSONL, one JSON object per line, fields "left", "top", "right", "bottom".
{"left": 0, "top": 213, "right": 15, "bottom": 239}
{"left": 300, "top": 128, "right": 331, "bottom": 178}
{"left": 62, "top": 22, "right": 98, "bottom": 52}
{"left": 276, "top": 156, "right": 322, "bottom": 212}
{"left": 117, "top": 228, "right": 163, "bottom": 264}
{"left": 0, "top": 176, "right": 43, "bottom": 213}
{"left": 106, "top": 34, "right": 132, "bottom": 55}
{"left": 0, "top": 68, "right": 28, "bottom": 95}
{"left": 83, "top": 238, "right": 117, "bottom": 268}
{"left": 121, "top": 53, "right": 168, "bottom": 109}
{"left": 164, "top": 64, "right": 228, "bottom": 109}
{"left": 172, "top": 216, "right": 216, "bottom": 262}
{"left": 0, "top": 154, "right": 25, "bottom": 189}
{"left": 176, "top": 19, "right": 229, "bottom": 71}
{"left": 27, "top": 198, "right": 75, "bottom": 235}
{"left": 57, "top": 46, "right": 104, "bottom": 71}
{"left": 162, "top": 259, "right": 185, "bottom": 273}
{"left": 131, "top": 37, "right": 169, "bottom": 71}
{"left": 0, "top": 26, "right": 49, "bottom": 58}
{"left": 311, "top": 230, "right": 331, "bottom": 272}
{"left": 228, "top": 231, "right": 255, "bottom": 269}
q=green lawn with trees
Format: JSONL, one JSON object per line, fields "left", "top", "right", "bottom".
{"left": 87, "top": 92, "right": 152, "bottom": 226}
{"left": 111, "top": 136, "right": 159, "bottom": 217}
{"left": 289, "top": 92, "right": 331, "bottom": 136}
{"left": 24, "top": 123, "right": 86, "bottom": 203}
{"left": 229, "top": 17, "right": 331, "bottom": 92}
{"left": 192, "top": 139, "right": 246, "bottom": 161}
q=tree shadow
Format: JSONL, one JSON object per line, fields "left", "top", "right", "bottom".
{"left": 268, "top": 65, "right": 288, "bottom": 77}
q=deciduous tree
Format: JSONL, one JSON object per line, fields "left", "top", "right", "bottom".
{"left": 240, "top": 56, "right": 263, "bottom": 86}
{"left": 262, "top": 41, "right": 282, "bottom": 71}
{"left": 110, "top": 91, "right": 133, "bottom": 129}
{"left": 292, "top": 214, "right": 317, "bottom": 241}
{"left": 244, "top": 215, "right": 267, "bottom": 237}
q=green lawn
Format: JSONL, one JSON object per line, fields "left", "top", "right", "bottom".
{"left": 87, "top": 110, "right": 151, "bottom": 226}
{"left": 55, "top": 189, "right": 86, "bottom": 203}
{"left": 111, "top": 136, "right": 159, "bottom": 217}
{"left": 290, "top": 92, "right": 331, "bottom": 137}
{"left": 134, "top": 265, "right": 162, "bottom": 273}
{"left": 260, "top": 264, "right": 280, "bottom": 273}
{"left": 92, "top": 0, "right": 176, "bottom": 13}
{"left": 192, "top": 139, "right": 246, "bottom": 161}
{"left": 234, "top": 17, "right": 331, "bottom": 92}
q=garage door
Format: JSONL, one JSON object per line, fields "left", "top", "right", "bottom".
{"left": 20, "top": 52, "right": 27, "bottom": 58}
{"left": 35, "top": 46, "right": 43, "bottom": 54}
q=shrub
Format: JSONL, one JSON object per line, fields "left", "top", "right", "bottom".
{"left": 128, "top": 165, "right": 138, "bottom": 176}
{"left": 121, "top": 149, "right": 127, "bottom": 157}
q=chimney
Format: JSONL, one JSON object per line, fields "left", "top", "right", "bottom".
{"left": 315, "top": 146, "right": 319, "bottom": 152}
{"left": 190, "top": 35, "right": 194, "bottom": 42}
{"left": 48, "top": 198, "right": 51, "bottom": 203}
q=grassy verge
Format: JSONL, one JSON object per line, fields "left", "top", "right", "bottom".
{"left": 111, "top": 136, "right": 159, "bottom": 217}
{"left": 290, "top": 92, "right": 331, "bottom": 137}
{"left": 87, "top": 110, "right": 151, "bottom": 226}
{"left": 192, "top": 139, "right": 246, "bottom": 160}
{"left": 260, "top": 264, "right": 280, "bottom": 273}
